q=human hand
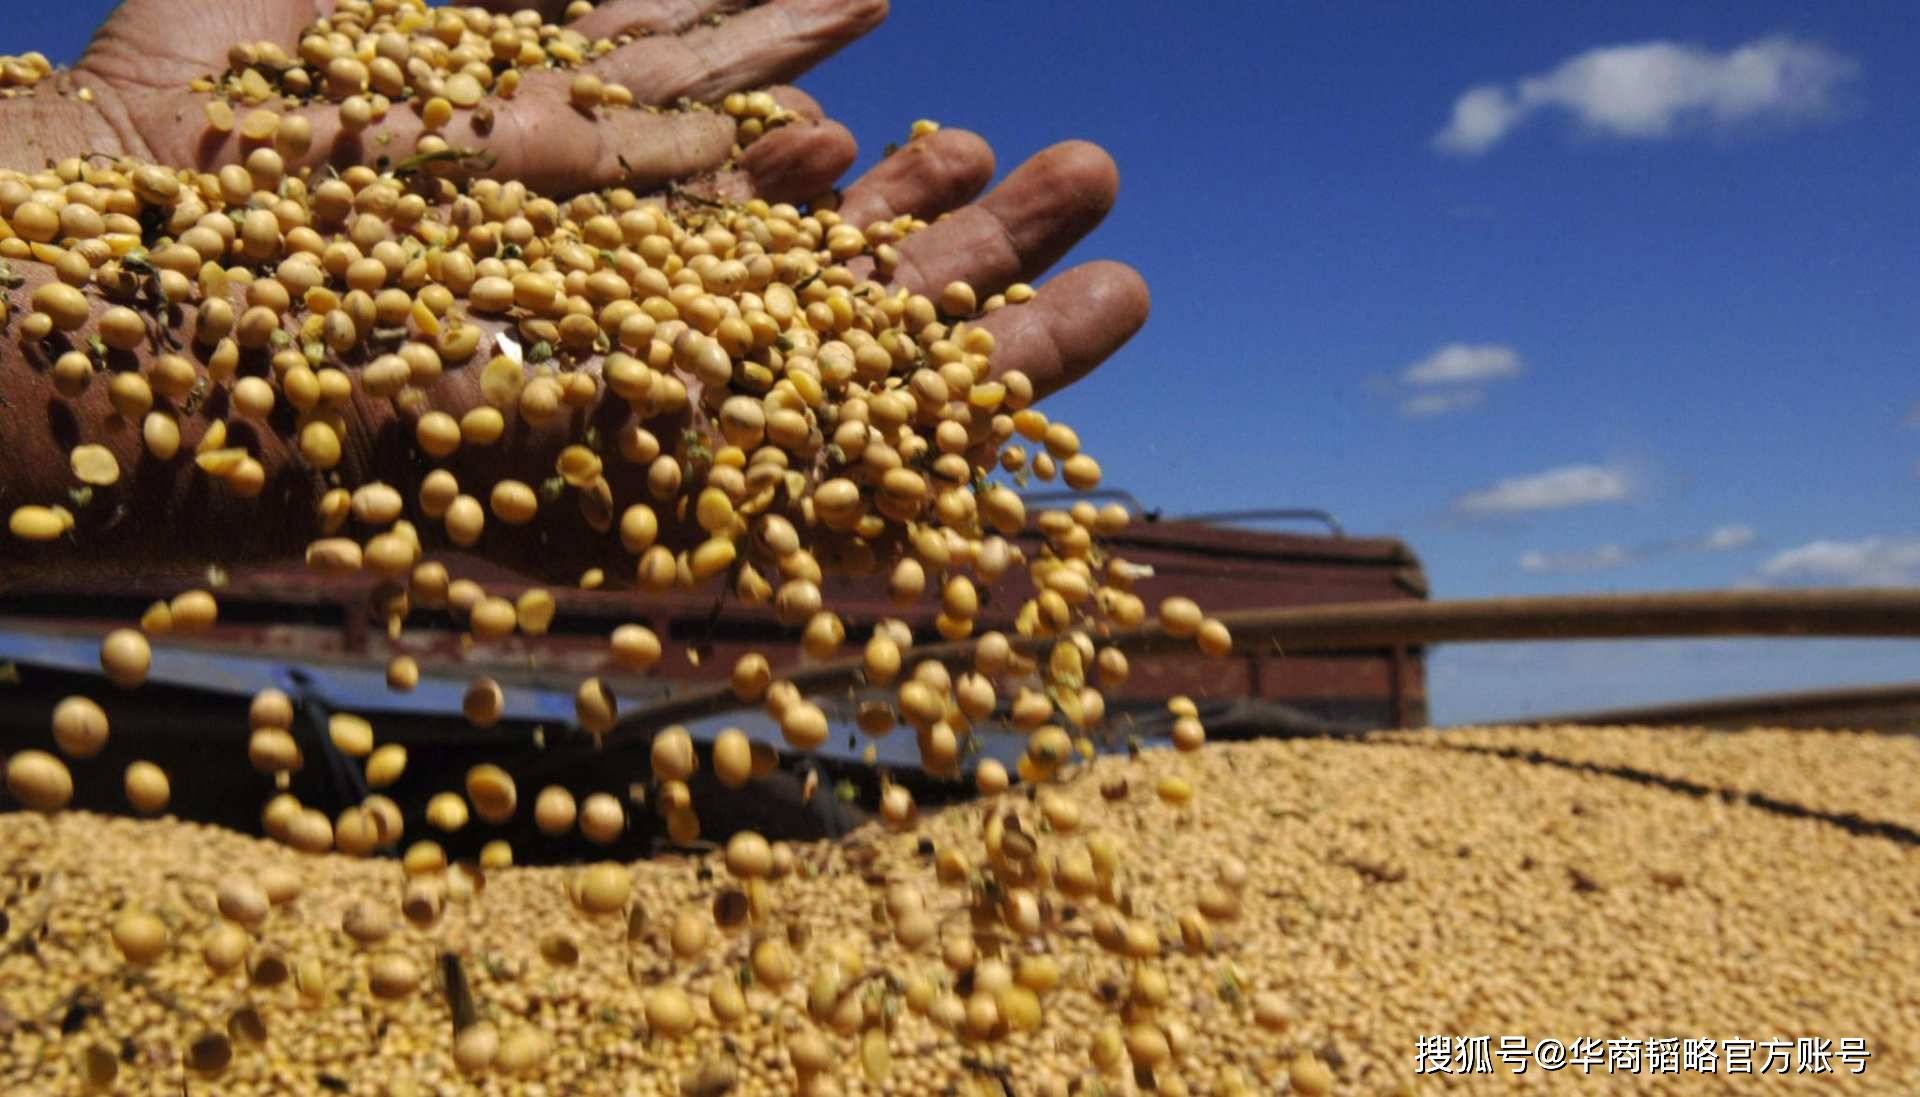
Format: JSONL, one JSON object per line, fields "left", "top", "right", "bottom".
{"left": 61, "top": 0, "right": 880, "bottom": 200}
{"left": 55, "top": 0, "right": 1141, "bottom": 400}
{"left": 831, "top": 131, "right": 1150, "bottom": 401}
{"left": 0, "top": 2, "right": 1147, "bottom": 580}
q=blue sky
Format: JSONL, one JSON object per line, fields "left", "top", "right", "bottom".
{"left": 22, "top": 2, "right": 1920, "bottom": 723}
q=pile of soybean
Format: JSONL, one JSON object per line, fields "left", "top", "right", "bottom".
{"left": 4, "top": 1, "right": 1914, "bottom": 1094}
{"left": 2, "top": 727, "right": 1918, "bottom": 1096}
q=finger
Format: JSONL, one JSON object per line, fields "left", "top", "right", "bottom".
{"left": 735, "top": 121, "right": 857, "bottom": 204}
{"left": 835, "top": 128, "right": 995, "bottom": 228}
{"left": 565, "top": 0, "right": 743, "bottom": 40}
{"left": 768, "top": 84, "right": 826, "bottom": 122}
{"left": 881, "top": 140, "right": 1118, "bottom": 301}
{"left": 974, "top": 261, "right": 1150, "bottom": 399}
{"left": 473, "top": 71, "right": 738, "bottom": 192}
{"left": 697, "top": 124, "right": 856, "bottom": 206}
{"left": 466, "top": 0, "right": 575, "bottom": 19}
{"left": 464, "top": 0, "right": 786, "bottom": 41}
{"left": 194, "top": 73, "right": 738, "bottom": 195}
{"left": 695, "top": 85, "right": 850, "bottom": 205}
{"left": 592, "top": 0, "right": 887, "bottom": 106}
{"left": 735, "top": 87, "right": 856, "bottom": 203}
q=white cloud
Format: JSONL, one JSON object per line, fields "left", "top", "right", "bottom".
{"left": 1435, "top": 36, "right": 1857, "bottom": 155}
{"left": 1435, "top": 87, "right": 1528, "bottom": 156}
{"left": 1456, "top": 464, "right": 1631, "bottom": 515}
{"left": 1700, "top": 524, "right": 1756, "bottom": 551}
{"left": 1519, "top": 544, "right": 1631, "bottom": 574}
{"left": 1399, "top": 390, "right": 1484, "bottom": 418}
{"left": 1388, "top": 342, "right": 1523, "bottom": 418}
{"left": 1402, "top": 343, "right": 1523, "bottom": 386}
{"left": 1757, "top": 537, "right": 1920, "bottom": 587}
{"left": 1517, "top": 523, "right": 1757, "bottom": 574}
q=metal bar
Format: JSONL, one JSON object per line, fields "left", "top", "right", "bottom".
{"left": 1502, "top": 680, "right": 1920, "bottom": 733}
{"left": 604, "top": 588, "right": 1920, "bottom": 742}
{"left": 290, "top": 676, "right": 372, "bottom": 812}
{"left": 1016, "top": 489, "right": 1148, "bottom": 516}
{"left": 1203, "top": 588, "right": 1920, "bottom": 652}
{"left": 1173, "top": 508, "right": 1345, "bottom": 537}
{"left": 1389, "top": 644, "right": 1409, "bottom": 729}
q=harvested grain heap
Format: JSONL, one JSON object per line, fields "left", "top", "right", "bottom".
{"left": 3, "top": 2, "right": 1911, "bottom": 1095}
{"left": 2, "top": 727, "right": 1917, "bottom": 1096}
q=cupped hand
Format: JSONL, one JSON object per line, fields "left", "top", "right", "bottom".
{"left": 67, "top": 0, "right": 1141, "bottom": 397}
{"left": 0, "top": 0, "right": 1149, "bottom": 582}
{"left": 70, "top": 0, "right": 880, "bottom": 200}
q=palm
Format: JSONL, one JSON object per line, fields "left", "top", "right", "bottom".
{"left": 64, "top": 0, "right": 1147, "bottom": 396}
{"left": 78, "top": 0, "right": 316, "bottom": 165}
{"left": 74, "top": 0, "right": 882, "bottom": 197}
